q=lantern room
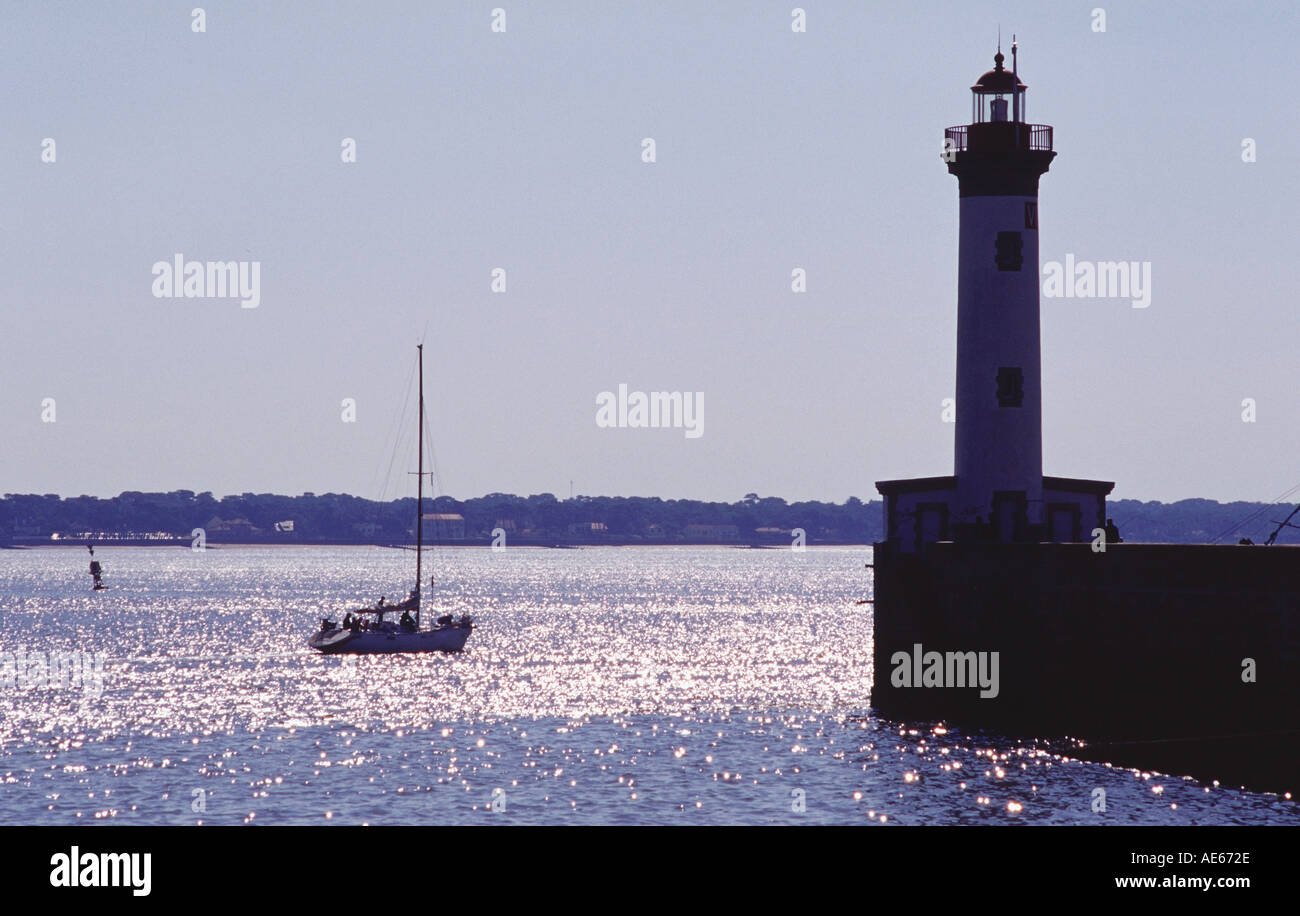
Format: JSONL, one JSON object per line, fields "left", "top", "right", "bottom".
{"left": 946, "top": 42, "right": 1053, "bottom": 157}
{"left": 970, "top": 48, "right": 1026, "bottom": 124}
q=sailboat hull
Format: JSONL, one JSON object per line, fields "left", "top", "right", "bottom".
{"left": 308, "top": 625, "right": 472, "bottom": 654}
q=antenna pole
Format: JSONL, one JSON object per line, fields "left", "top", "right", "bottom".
{"left": 416, "top": 343, "right": 424, "bottom": 627}
{"left": 1011, "top": 36, "right": 1020, "bottom": 130}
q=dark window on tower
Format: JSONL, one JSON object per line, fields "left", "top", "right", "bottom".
{"left": 997, "top": 367, "right": 1024, "bottom": 407}
{"left": 995, "top": 231, "right": 1024, "bottom": 271}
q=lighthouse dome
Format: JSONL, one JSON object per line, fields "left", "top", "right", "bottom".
{"left": 971, "top": 51, "right": 1026, "bottom": 94}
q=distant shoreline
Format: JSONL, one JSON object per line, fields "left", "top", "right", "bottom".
{"left": 11, "top": 540, "right": 873, "bottom": 550}
{"left": 4, "top": 491, "right": 1294, "bottom": 547}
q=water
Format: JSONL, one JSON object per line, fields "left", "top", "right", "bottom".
{"left": 0, "top": 545, "right": 1292, "bottom": 825}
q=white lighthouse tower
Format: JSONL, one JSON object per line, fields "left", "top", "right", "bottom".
{"left": 877, "top": 43, "right": 1112, "bottom": 550}
{"left": 948, "top": 42, "right": 1054, "bottom": 540}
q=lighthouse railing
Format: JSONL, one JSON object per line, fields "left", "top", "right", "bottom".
{"left": 1027, "top": 125, "right": 1053, "bottom": 150}
{"left": 944, "top": 124, "right": 1053, "bottom": 152}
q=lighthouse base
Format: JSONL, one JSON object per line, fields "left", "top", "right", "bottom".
{"left": 871, "top": 540, "right": 1300, "bottom": 794}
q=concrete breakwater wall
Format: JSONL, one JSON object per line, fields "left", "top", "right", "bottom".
{"left": 872, "top": 541, "right": 1300, "bottom": 792}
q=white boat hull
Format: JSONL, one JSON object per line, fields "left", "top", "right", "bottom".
{"left": 308, "top": 624, "right": 472, "bottom": 654}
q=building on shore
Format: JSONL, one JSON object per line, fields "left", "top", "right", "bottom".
{"left": 683, "top": 523, "right": 740, "bottom": 542}
{"left": 420, "top": 512, "right": 465, "bottom": 540}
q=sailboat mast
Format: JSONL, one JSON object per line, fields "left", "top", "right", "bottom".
{"left": 416, "top": 343, "right": 424, "bottom": 627}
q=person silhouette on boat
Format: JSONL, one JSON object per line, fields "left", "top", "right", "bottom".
{"left": 399, "top": 609, "right": 415, "bottom": 632}
{"left": 343, "top": 612, "right": 354, "bottom": 630}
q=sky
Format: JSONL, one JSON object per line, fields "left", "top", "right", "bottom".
{"left": 2, "top": 1, "right": 1297, "bottom": 505}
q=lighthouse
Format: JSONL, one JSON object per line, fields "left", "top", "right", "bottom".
{"left": 869, "top": 42, "right": 1300, "bottom": 798}
{"left": 948, "top": 42, "right": 1055, "bottom": 540}
{"left": 876, "top": 44, "right": 1111, "bottom": 549}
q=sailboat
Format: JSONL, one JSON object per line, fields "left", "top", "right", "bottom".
{"left": 308, "top": 344, "right": 474, "bottom": 654}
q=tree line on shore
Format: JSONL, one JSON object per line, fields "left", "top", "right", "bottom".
{"left": 0, "top": 490, "right": 1293, "bottom": 545}
{"left": 0, "top": 490, "right": 877, "bottom": 544}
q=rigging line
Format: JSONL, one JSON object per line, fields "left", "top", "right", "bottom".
{"left": 1169, "top": 490, "right": 1262, "bottom": 545}
{"left": 1228, "top": 482, "right": 1300, "bottom": 529}
{"left": 422, "top": 399, "right": 442, "bottom": 498}
{"left": 1209, "top": 480, "right": 1300, "bottom": 543}
{"left": 417, "top": 314, "right": 440, "bottom": 491}
{"left": 1264, "top": 503, "right": 1300, "bottom": 546}
{"left": 366, "top": 369, "right": 400, "bottom": 506}
{"left": 368, "top": 357, "right": 418, "bottom": 530}
{"left": 1208, "top": 483, "right": 1300, "bottom": 544}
